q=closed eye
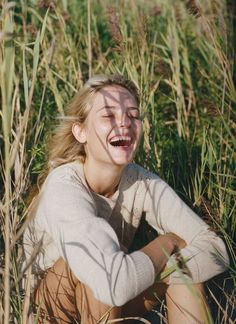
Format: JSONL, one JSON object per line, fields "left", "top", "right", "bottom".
{"left": 128, "top": 112, "right": 141, "bottom": 119}
{"left": 127, "top": 110, "right": 143, "bottom": 120}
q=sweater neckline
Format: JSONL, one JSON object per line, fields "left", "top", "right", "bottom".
{"left": 74, "top": 161, "right": 127, "bottom": 202}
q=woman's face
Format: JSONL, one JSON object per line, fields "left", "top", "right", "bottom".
{"left": 75, "top": 85, "right": 142, "bottom": 167}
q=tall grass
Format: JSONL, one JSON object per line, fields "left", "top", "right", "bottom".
{"left": 0, "top": 0, "right": 235, "bottom": 322}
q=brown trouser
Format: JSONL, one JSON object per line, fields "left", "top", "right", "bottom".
{"left": 34, "top": 257, "right": 167, "bottom": 324}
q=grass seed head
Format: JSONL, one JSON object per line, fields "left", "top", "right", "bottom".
{"left": 106, "top": 5, "right": 123, "bottom": 53}
{"left": 185, "top": 0, "right": 202, "bottom": 18}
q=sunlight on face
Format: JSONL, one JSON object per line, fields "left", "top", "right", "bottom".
{"left": 83, "top": 85, "right": 143, "bottom": 167}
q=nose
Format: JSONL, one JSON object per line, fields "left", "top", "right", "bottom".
{"left": 119, "top": 113, "right": 131, "bottom": 128}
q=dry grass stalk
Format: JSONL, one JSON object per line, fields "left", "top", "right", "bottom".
{"left": 207, "top": 286, "right": 235, "bottom": 324}
{"left": 22, "top": 265, "right": 32, "bottom": 323}
{"left": 87, "top": 0, "right": 92, "bottom": 77}
{"left": 200, "top": 197, "right": 221, "bottom": 233}
{"left": 1, "top": 3, "right": 15, "bottom": 322}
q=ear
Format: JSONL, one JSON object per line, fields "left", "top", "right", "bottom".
{"left": 72, "top": 123, "right": 87, "bottom": 144}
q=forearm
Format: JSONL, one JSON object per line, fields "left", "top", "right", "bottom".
{"left": 166, "top": 237, "right": 229, "bottom": 284}
{"left": 140, "top": 233, "right": 183, "bottom": 274}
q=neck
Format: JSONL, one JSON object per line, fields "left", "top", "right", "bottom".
{"left": 83, "top": 159, "right": 125, "bottom": 198}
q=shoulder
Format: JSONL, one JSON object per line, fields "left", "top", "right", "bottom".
{"left": 45, "top": 161, "right": 85, "bottom": 188}
{"left": 123, "top": 163, "right": 160, "bottom": 184}
{"left": 121, "top": 163, "right": 170, "bottom": 198}
{"left": 38, "top": 162, "right": 95, "bottom": 218}
{"left": 119, "top": 163, "right": 165, "bottom": 197}
{"left": 39, "top": 161, "right": 90, "bottom": 200}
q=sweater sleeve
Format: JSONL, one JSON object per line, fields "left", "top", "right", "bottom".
{"left": 39, "top": 174, "right": 155, "bottom": 306}
{"left": 143, "top": 176, "right": 229, "bottom": 284}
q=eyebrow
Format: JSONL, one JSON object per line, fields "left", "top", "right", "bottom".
{"left": 97, "top": 105, "right": 139, "bottom": 113}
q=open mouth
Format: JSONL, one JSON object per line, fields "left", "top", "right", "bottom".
{"left": 109, "top": 136, "right": 132, "bottom": 147}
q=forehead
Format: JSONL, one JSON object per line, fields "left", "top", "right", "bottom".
{"left": 92, "top": 85, "right": 137, "bottom": 108}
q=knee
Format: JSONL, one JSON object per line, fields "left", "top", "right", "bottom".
{"left": 35, "top": 257, "right": 79, "bottom": 302}
{"left": 50, "top": 257, "right": 79, "bottom": 286}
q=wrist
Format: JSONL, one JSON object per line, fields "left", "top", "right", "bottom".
{"left": 159, "top": 234, "right": 176, "bottom": 255}
{"left": 140, "top": 236, "right": 174, "bottom": 274}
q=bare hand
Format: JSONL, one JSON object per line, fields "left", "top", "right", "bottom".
{"left": 140, "top": 232, "right": 186, "bottom": 274}
{"left": 164, "top": 232, "right": 186, "bottom": 253}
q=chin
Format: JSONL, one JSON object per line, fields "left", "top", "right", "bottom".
{"left": 107, "top": 145, "right": 137, "bottom": 166}
{"left": 109, "top": 155, "right": 134, "bottom": 166}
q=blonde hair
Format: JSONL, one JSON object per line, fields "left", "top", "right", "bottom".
{"left": 40, "top": 74, "right": 140, "bottom": 182}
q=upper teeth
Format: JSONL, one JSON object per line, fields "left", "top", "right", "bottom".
{"left": 110, "top": 136, "right": 131, "bottom": 144}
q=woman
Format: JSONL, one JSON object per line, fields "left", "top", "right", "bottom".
{"left": 24, "top": 74, "right": 229, "bottom": 323}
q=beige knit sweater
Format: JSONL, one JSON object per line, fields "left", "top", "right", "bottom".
{"left": 23, "top": 162, "right": 229, "bottom": 306}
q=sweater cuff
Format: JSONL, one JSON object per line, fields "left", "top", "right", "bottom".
{"left": 130, "top": 251, "right": 155, "bottom": 294}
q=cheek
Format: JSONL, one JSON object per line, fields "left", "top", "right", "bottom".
{"left": 88, "top": 121, "right": 110, "bottom": 142}
{"left": 95, "top": 123, "right": 110, "bottom": 136}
